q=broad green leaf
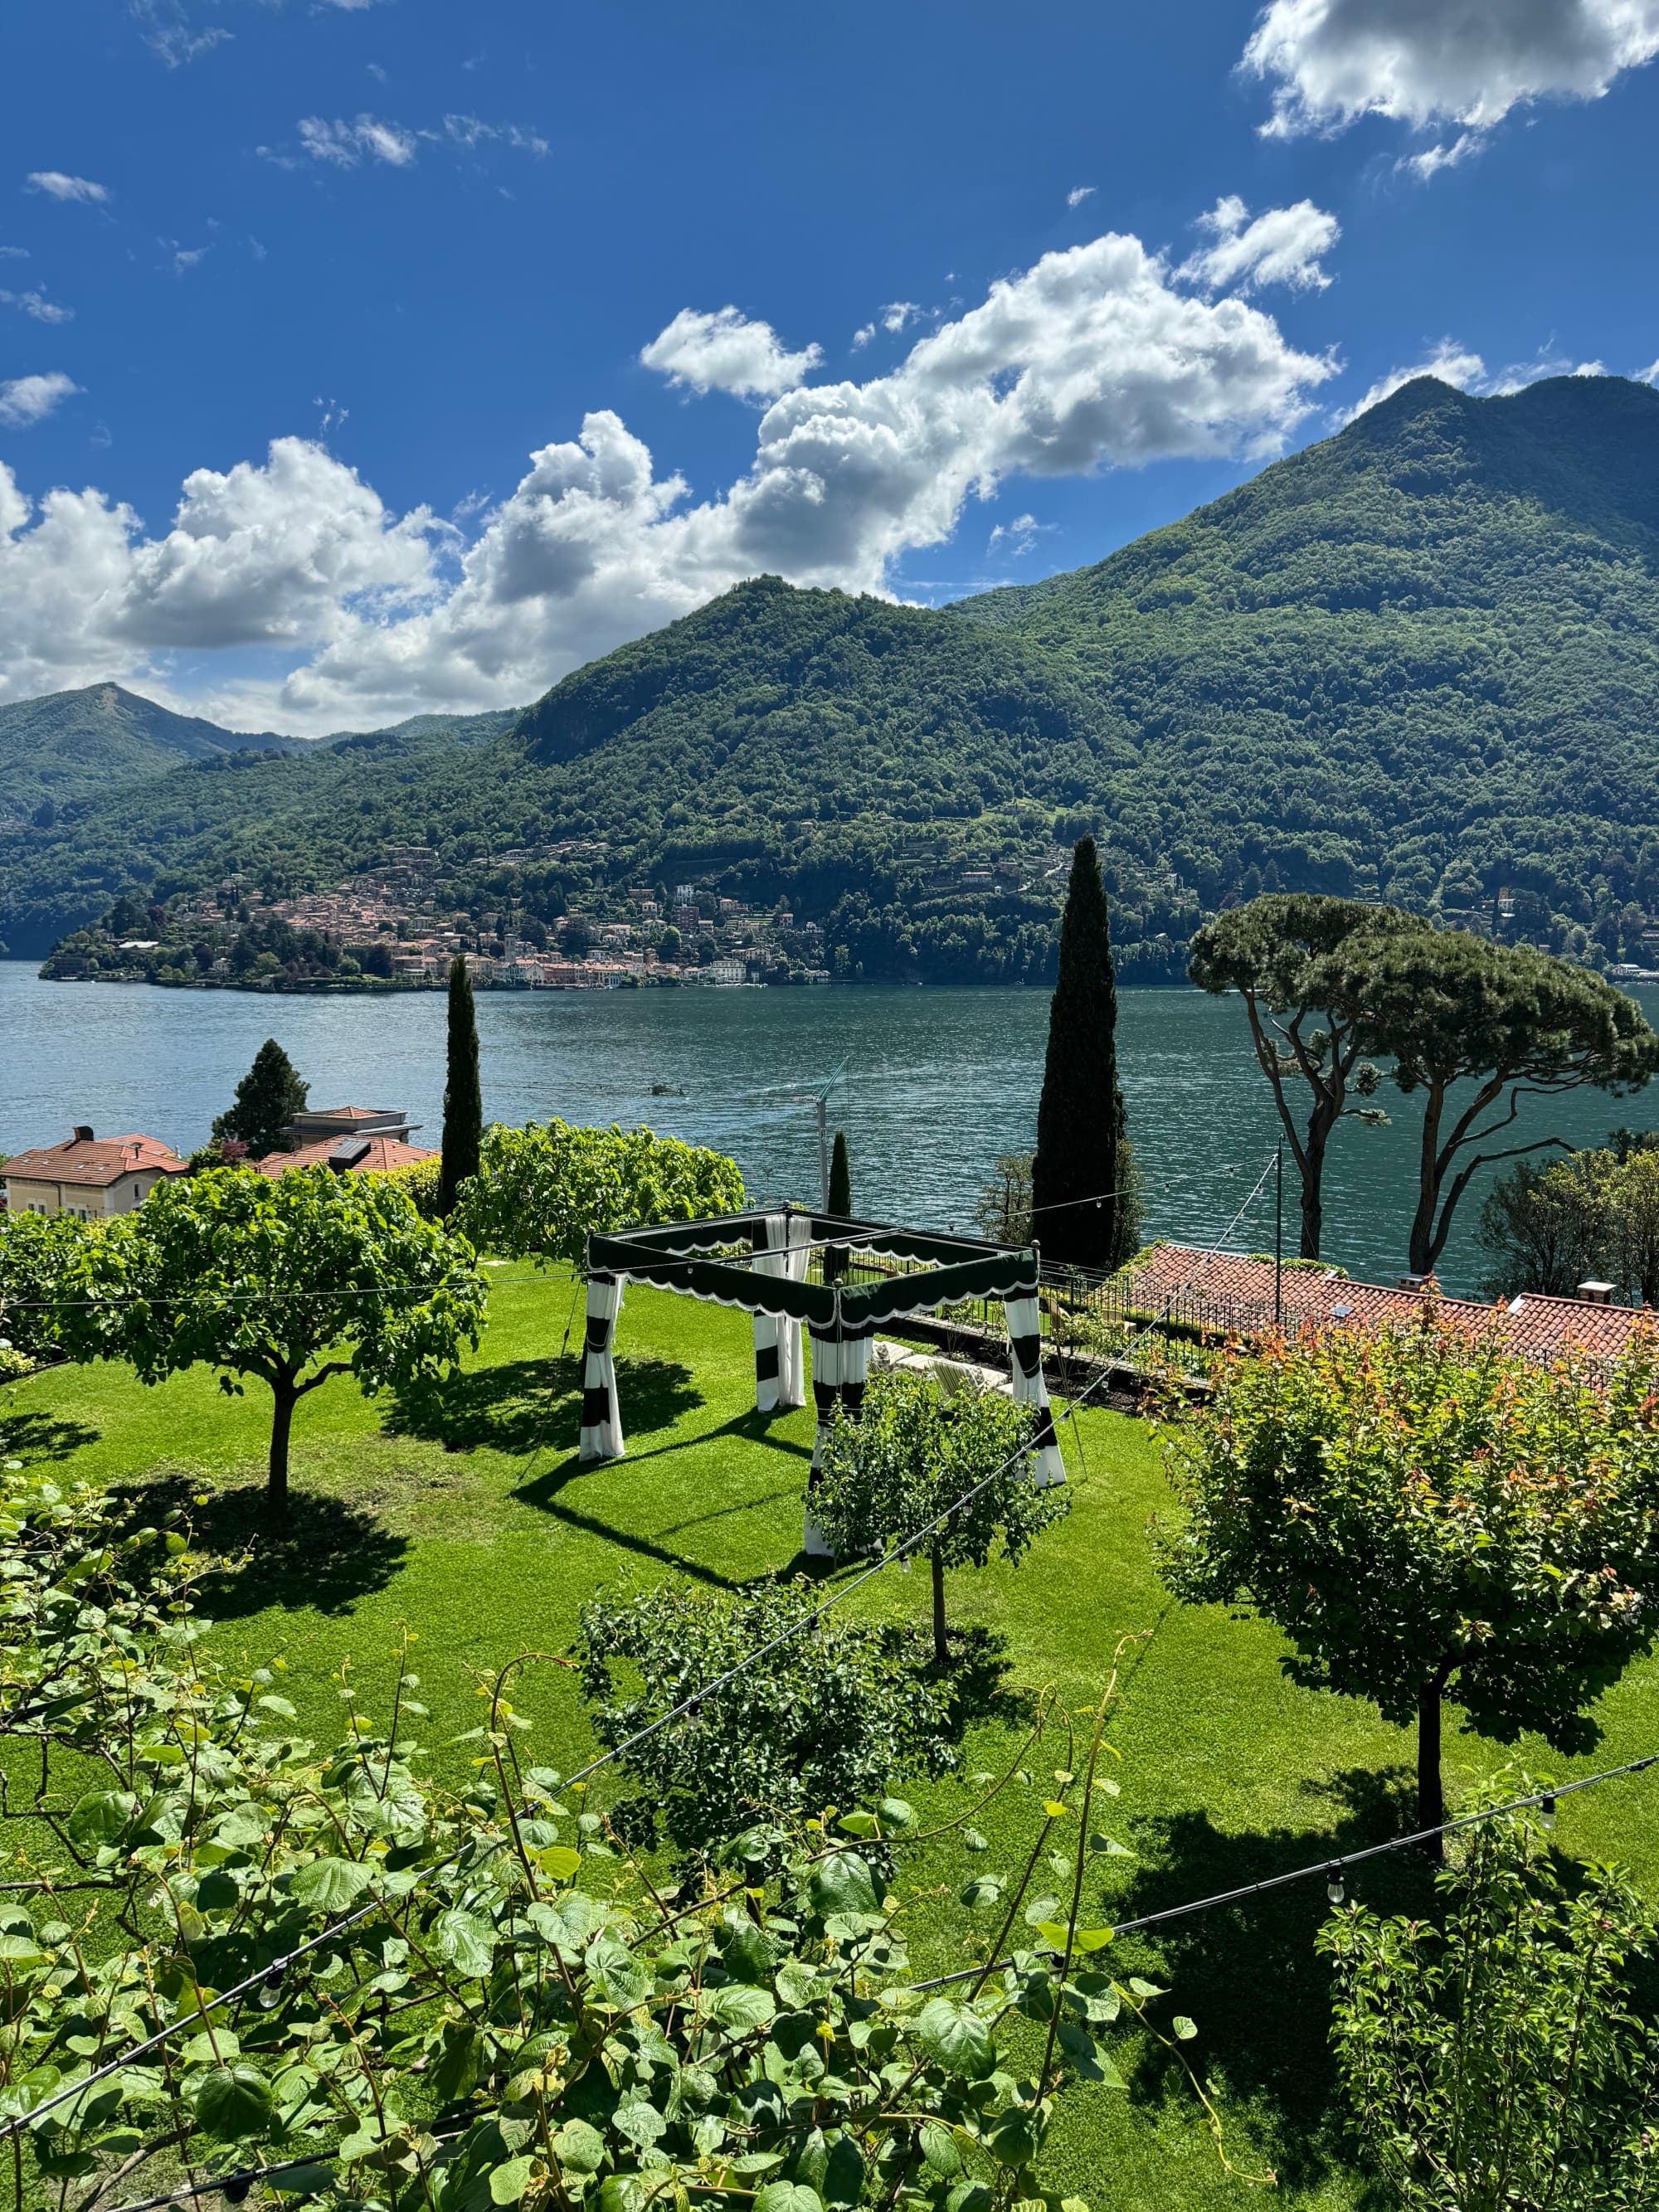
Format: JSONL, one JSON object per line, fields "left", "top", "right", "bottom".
{"left": 289, "top": 1857, "right": 372, "bottom": 1913}
{"left": 192, "top": 2062, "right": 276, "bottom": 2142}
{"left": 1022, "top": 1893, "right": 1062, "bottom": 1927}
{"left": 66, "top": 1791, "right": 137, "bottom": 1848}
{"left": 489, "top": 2155, "right": 537, "bottom": 2204}
{"left": 720, "top": 1921, "right": 776, "bottom": 1982}
{"left": 1127, "top": 1976, "right": 1166, "bottom": 1999}
{"left": 535, "top": 1845, "right": 581, "bottom": 1882}
{"left": 985, "top": 2106, "right": 1041, "bottom": 2169}
{"left": 706, "top": 1982, "right": 776, "bottom": 2035}
{"left": 914, "top": 1997, "right": 995, "bottom": 2078}
{"left": 962, "top": 1828, "right": 990, "bottom": 1852}
{"left": 961, "top": 1875, "right": 1004, "bottom": 1908}
{"left": 755, "top": 2186, "right": 824, "bottom": 2212}
{"left": 434, "top": 1908, "right": 496, "bottom": 1979}
{"left": 1172, "top": 2015, "right": 1197, "bottom": 2040}
{"left": 809, "top": 1852, "right": 878, "bottom": 1919}
{"left": 919, "top": 2120, "right": 962, "bottom": 2174}
{"left": 0, "top": 1934, "right": 43, "bottom": 1962}
{"left": 552, "top": 2119, "right": 606, "bottom": 2174}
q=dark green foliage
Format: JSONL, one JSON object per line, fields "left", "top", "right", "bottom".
{"left": 211, "top": 1038, "right": 309, "bottom": 1157}
{"left": 572, "top": 1578, "right": 959, "bottom": 1851}
{"left": 438, "top": 955, "right": 482, "bottom": 1215}
{"left": 1476, "top": 1155, "right": 1610, "bottom": 1298}
{"left": 1031, "top": 838, "right": 1130, "bottom": 1269}
{"left": 1320, "top": 1803, "right": 1659, "bottom": 2210}
{"left": 1477, "top": 1142, "right": 1659, "bottom": 1305}
{"left": 0, "top": 1209, "right": 88, "bottom": 1362}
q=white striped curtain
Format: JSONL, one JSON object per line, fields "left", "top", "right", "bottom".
{"left": 1003, "top": 1294, "right": 1066, "bottom": 1487}
{"left": 577, "top": 1271, "right": 625, "bottom": 1461}
{"left": 752, "top": 1213, "right": 810, "bottom": 1413}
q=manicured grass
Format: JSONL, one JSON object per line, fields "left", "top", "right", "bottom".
{"left": 7, "top": 1262, "right": 1659, "bottom": 2210}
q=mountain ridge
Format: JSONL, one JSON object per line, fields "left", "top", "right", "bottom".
{"left": 7, "top": 374, "right": 1659, "bottom": 980}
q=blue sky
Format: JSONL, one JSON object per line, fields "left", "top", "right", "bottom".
{"left": 2, "top": 0, "right": 1657, "bottom": 732}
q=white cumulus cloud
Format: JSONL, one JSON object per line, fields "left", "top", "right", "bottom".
{"left": 25, "top": 172, "right": 110, "bottom": 204}
{"left": 0, "top": 227, "right": 1335, "bottom": 731}
{"left": 1180, "top": 195, "right": 1340, "bottom": 292}
{"left": 0, "top": 371, "right": 80, "bottom": 426}
{"left": 1244, "top": 0, "right": 1659, "bottom": 153}
{"left": 1343, "top": 339, "right": 1489, "bottom": 419}
{"left": 640, "top": 307, "right": 822, "bottom": 400}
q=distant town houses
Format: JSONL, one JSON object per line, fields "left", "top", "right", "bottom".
{"left": 1, "top": 1127, "right": 188, "bottom": 1218}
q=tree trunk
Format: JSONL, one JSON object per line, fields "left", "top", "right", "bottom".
{"left": 1408, "top": 1087, "right": 1446, "bottom": 1279}
{"left": 931, "top": 1548, "right": 949, "bottom": 1667}
{"left": 267, "top": 1376, "right": 296, "bottom": 1513}
{"left": 1299, "top": 1121, "right": 1330, "bottom": 1262}
{"left": 1417, "top": 1681, "right": 1445, "bottom": 1861}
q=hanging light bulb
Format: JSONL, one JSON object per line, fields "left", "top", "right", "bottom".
{"left": 1326, "top": 1863, "right": 1345, "bottom": 1907}
{"left": 1540, "top": 1793, "right": 1557, "bottom": 1831}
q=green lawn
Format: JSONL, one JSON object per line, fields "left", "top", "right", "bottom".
{"left": 7, "top": 1262, "right": 1659, "bottom": 2211}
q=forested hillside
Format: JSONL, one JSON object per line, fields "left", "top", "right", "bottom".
{"left": 7, "top": 373, "right": 1659, "bottom": 981}
{"left": 0, "top": 683, "right": 299, "bottom": 827}
{"left": 955, "top": 373, "right": 1659, "bottom": 925}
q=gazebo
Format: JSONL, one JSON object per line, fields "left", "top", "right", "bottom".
{"left": 579, "top": 1208, "right": 1064, "bottom": 1553}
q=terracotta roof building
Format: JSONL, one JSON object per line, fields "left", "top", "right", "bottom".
{"left": 1118, "top": 1243, "right": 1655, "bottom": 1367}
{"left": 256, "top": 1134, "right": 437, "bottom": 1179}
{"left": 256, "top": 1105, "right": 434, "bottom": 1181}
{"left": 2, "top": 1126, "right": 188, "bottom": 1220}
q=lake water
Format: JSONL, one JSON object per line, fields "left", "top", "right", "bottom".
{"left": 5, "top": 962, "right": 1657, "bottom": 1294}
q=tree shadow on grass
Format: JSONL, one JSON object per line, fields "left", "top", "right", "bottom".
{"left": 109, "top": 1471, "right": 410, "bottom": 1619}
{"left": 383, "top": 1354, "right": 702, "bottom": 1460}
{"left": 931, "top": 1624, "right": 1039, "bottom": 1737}
{"left": 1112, "top": 1764, "right": 1432, "bottom": 2199}
{"left": 0, "top": 1406, "right": 100, "bottom": 1466}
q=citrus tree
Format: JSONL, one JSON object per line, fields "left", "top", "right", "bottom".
{"left": 811, "top": 1368, "right": 1065, "bottom": 1665}
{"left": 1319, "top": 1793, "right": 1659, "bottom": 2210}
{"left": 66, "top": 1165, "right": 486, "bottom": 1509}
{"left": 0, "top": 1451, "right": 1194, "bottom": 2212}
{"left": 457, "top": 1120, "right": 744, "bottom": 1265}
{"left": 1160, "top": 1317, "right": 1659, "bottom": 1845}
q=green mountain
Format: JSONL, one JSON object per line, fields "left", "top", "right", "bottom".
{"left": 7, "top": 373, "right": 1659, "bottom": 980}
{"left": 0, "top": 682, "right": 301, "bottom": 826}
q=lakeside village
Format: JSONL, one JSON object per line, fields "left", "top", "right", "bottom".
{"left": 39, "top": 842, "right": 859, "bottom": 992}
{"left": 34, "top": 831, "right": 1659, "bottom": 995}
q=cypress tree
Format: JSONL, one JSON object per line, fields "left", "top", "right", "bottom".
{"left": 825, "top": 1129, "right": 852, "bottom": 1281}
{"left": 212, "top": 1038, "right": 308, "bottom": 1159}
{"left": 439, "top": 955, "right": 483, "bottom": 1217}
{"left": 1031, "top": 837, "right": 1131, "bottom": 1271}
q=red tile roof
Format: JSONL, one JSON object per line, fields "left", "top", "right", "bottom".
{"left": 1119, "top": 1243, "right": 1654, "bottom": 1365}
{"left": 255, "top": 1136, "right": 436, "bottom": 1179}
{"left": 2, "top": 1133, "right": 188, "bottom": 1189}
